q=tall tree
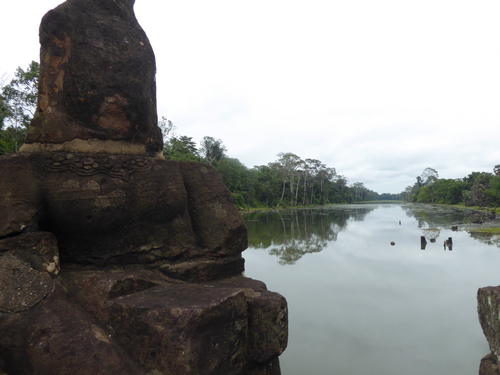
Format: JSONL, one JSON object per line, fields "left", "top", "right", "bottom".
{"left": 0, "top": 73, "right": 11, "bottom": 128}
{"left": 165, "top": 135, "right": 200, "bottom": 161}
{"left": 330, "top": 174, "right": 351, "bottom": 203}
{"left": 199, "top": 136, "right": 227, "bottom": 165}
{"left": 420, "top": 167, "right": 439, "bottom": 186}
{"left": 0, "top": 94, "right": 12, "bottom": 153}
{"left": 157, "top": 117, "right": 200, "bottom": 161}
{"left": 304, "top": 159, "right": 323, "bottom": 205}
{"left": 419, "top": 167, "right": 439, "bottom": 203}
{"left": 272, "top": 152, "right": 303, "bottom": 208}
{"left": 0, "top": 96, "right": 10, "bottom": 127}
{"left": 494, "top": 164, "right": 500, "bottom": 177}
{"left": 1, "top": 61, "right": 39, "bottom": 153}
{"left": 301, "top": 159, "right": 314, "bottom": 205}
{"left": 158, "top": 116, "right": 175, "bottom": 145}
{"left": 352, "top": 182, "right": 366, "bottom": 201}
{"left": 315, "top": 165, "right": 336, "bottom": 204}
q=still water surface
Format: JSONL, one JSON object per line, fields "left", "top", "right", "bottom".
{"left": 242, "top": 203, "right": 500, "bottom": 375}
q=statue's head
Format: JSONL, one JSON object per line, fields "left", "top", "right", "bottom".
{"left": 21, "top": 0, "right": 163, "bottom": 157}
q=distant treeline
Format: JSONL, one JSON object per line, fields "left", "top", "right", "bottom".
{"left": 159, "top": 118, "right": 401, "bottom": 209}
{"left": 7, "top": 63, "right": 496, "bottom": 211}
{"left": 401, "top": 167, "right": 500, "bottom": 208}
{"left": 0, "top": 62, "right": 400, "bottom": 209}
{"left": 0, "top": 62, "right": 406, "bottom": 209}
{"left": 209, "top": 152, "right": 403, "bottom": 209}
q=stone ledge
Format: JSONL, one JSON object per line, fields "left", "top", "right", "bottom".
{"left": 20, "top": 139, "right": 164, "bottom": 158}
{"left": 478, "top": 287, "right": 500, "bottom": 375}
{"left": 480, "top": 353, "right": 500, "bottom": 375}
{"left": 52, "top": 270, "right": 288, "bottom": 374}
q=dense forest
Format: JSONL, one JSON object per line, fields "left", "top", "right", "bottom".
{"left": 2, "top": 62, "right": 498, "bottom": 210}
{"left": 1, "top": 61, "right": 396, "bottom": 208}
{"left": 401, "top": 166, "right": 500, "bottom": 209}
{"left": 0, "top": 62, "right": 38, "bottom": 154}
{"left": 158, "top": 116, "right": 394, "bottom": 208}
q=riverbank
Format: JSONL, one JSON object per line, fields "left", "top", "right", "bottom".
{"left": 240, "top": 201, "right": 500, "bottom": 233}
{"left": 408, "top": 203, "right": 500, "bottom": 233}
{"left": 430, "top": 203, "right": 500, "bottom": 232}
{"left": 243, "top": 203, "right": 494, "bottom": 374}
{"left": 239, "top": 200, "right": 404, "bottom": 213}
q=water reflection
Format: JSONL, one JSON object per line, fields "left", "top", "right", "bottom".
{"left": 444, "top": 237, "right": 453, "bottom": 250}
{"left": 244, "top": 204, "right": 500, "bottom": 264}
{"left": 401, "top": 204, "right": 468, "bottom": 228}
{"left": 244, "top": 206, "right": 374, "bottom": 265}
{"left": 468, "top": 231, "right": 500, "bottom": 247}
{"left": 402, "top": 204, "right": 500, "bottom": 249}
{"left": 402, "top": 204, "right": 498, "bottom": 229}
{"left": 242, "top": 203, "right": 499, "bottom": 375}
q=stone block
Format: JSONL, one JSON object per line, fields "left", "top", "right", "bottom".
{"left": 246, "top": 288, "right": 288, "bottom": 362}
{"left": 480, "top": 353, "right": 500, "bottom": 375}
{"left": 0, "top": 232, "right": 59, "bottom": 275}
{"left": 248, "top": 358, "right": 282, "bottom": 375}
{"left": 179, "top": 161, "right": 248, "bottom": 256}
{"left": 478, "top": 287, "right": 500, "bottom": 359}
{"left": 63, "top": 270, "right": 248, "bottom": 374}
{"left": 0, "top": 252, "right": 53, "bottom": 313}
{"left": 159, "top": 256, "right": 245, "bottom": 282}
{"left": 61, "top": 271, "right": 288, "bottom": 374}
{"left": 0, "top": 284, "right": 147, "bottom": 375}
{"left": 0, "top": 200, "right": 38, "bottom": 238}
{"left": 206, "top": 276, "right": 288, "bottom": 363}
{"left": 108, "top": 284, "right": 248, "bottom": 374}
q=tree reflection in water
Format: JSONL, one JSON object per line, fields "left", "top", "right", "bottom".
{"left": 401, "top": 204, "right": 469, "bottom": 229}
{"left": 245, "top": 204, "right": 500, "bottom": 264}
{"left": 243, "top": 204, "right": 500, "bottom": 375}
{"left": 244, "top": 206, "right": 374, "bottom": 265}
{"left": 402, "top": 203, "right": 500, "bottom": 248}
{"left": 467, "top": 231, "right": 500, "bottom": 247}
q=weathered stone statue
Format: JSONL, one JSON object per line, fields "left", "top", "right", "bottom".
{"left": 0, "top": 1, "right": 287, "bottom": 374}
{"left": 478, "top": 287, "right": 500, "bottom": 375}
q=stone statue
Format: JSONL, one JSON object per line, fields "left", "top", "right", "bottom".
{"left": 0, "top": 1, "right": 287, "bottom": 374}
{"left": 478, "top": 288, "right": 500, "bottom": 375}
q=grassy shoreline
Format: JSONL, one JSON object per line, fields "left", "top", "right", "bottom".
{"left": 467, "top": 227, "right": 500, "bottom": 233}
{"left": 412, "top": 203, "right": 500, "bottom": 233}
{"left": 239, "top": 201, "right": 500, "bottom": 233}
{"left": 239, "top": 200, "right": 404, "bottom": 213}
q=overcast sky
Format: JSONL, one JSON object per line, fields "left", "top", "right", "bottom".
{"left": 2, "top": 0, "right": 500, "bottom": 194}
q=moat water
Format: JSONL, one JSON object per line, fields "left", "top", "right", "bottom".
{"left": 243, "top": 203, "right": 500, "bottom": 375}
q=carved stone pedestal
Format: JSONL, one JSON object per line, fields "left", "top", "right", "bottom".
{"left": 0, "top": 270, "right": 287, "bottom": 375}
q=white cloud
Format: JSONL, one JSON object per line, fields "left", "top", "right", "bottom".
{"left": 2, "top": 0, "right": 500, "bottom": 194}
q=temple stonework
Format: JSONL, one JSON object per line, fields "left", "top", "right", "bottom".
{"left": 0, "top": 1, "right": 288, "bottom": 374}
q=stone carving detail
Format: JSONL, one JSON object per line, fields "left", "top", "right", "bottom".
{"left": 37, "top": 152, "right": 152, "bottom": 180}
{"left": 23, "top": 0, "right": 162, "bottom": 156}
{"left": 0, "top": 0, "right": 287, "bottom": 373}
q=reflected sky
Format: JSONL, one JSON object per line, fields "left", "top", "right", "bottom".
{"left": 243, "top": 204, "right": 500, "bottom": 375}
{"left": 245, "top": 206, "right": 374, "bottom": 265}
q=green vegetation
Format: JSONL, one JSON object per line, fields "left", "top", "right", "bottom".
{"left": 467, "top": 228, "right": 500, "bottom": 233}
{"left": 357, "top": 200, "right": 404, "bottom": 204}
{"left": 10, "top": 61, "right": 498, "bottom": 212}
{"left": 0, "top": 61, "right": 39, "bottom": 154}
{"left": 208, "top": 153, "right": 402, "bottom": 209}
{"left": 401, "top": 166, "right": 500, "bottom": 210}
{"left": 158, "top": 119, "right": 402, "bottom": 209}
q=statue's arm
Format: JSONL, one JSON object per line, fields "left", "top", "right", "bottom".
{"left": 178, "top": 161, "right": 248, "bottom": 256}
